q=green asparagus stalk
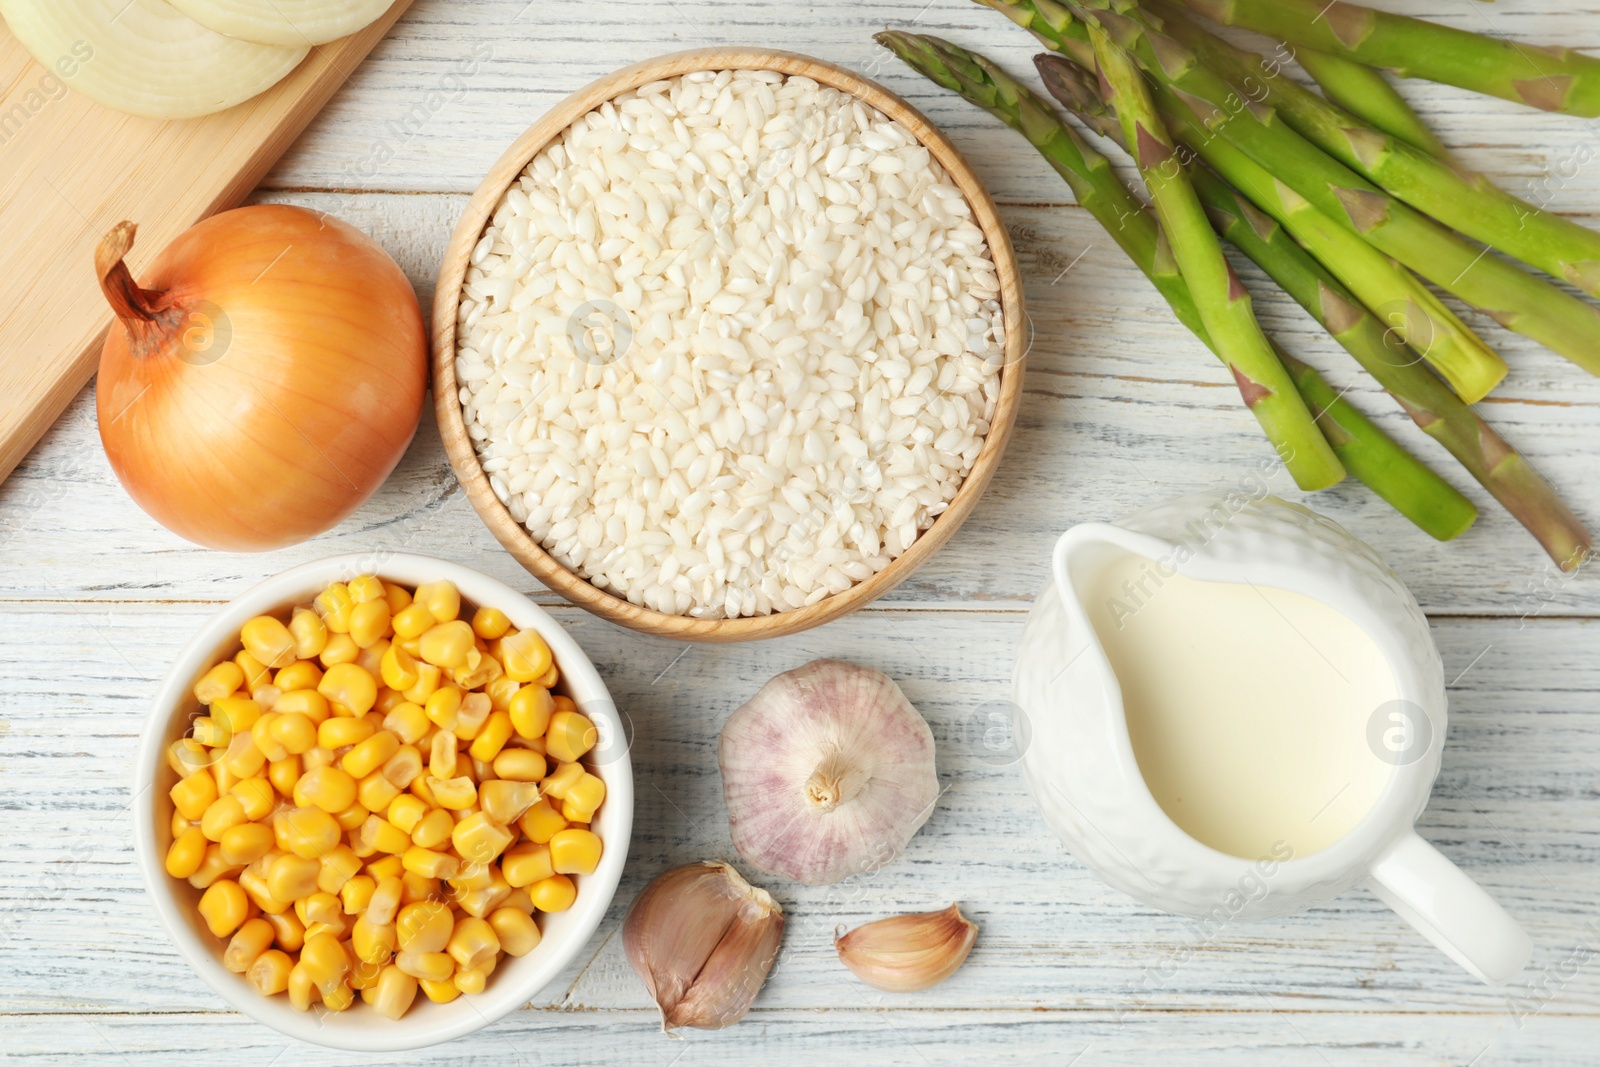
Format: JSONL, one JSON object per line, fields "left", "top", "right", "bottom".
{"left": 987, "top": 0, "right": 1507, "bottom": 407}
{"left": 1039, "top": 53, "right": 1591, "bottom": 566}
{"left": 874, "top": 30, "right": 1479, "bottom": 538}
{"left": 1150, "top": 1, "right": 1600, "bottom": 299}
{"left": 1081, "top": 20, "right": 1344, "bottom": 490}
{"left": 1174, "top": 0, "right": 1600, "bottom": 118}
{"left": 1292, "top": 47, "right": 1451, "bottom": 160}
{"left": 988, "top": 0, "right": 1600, "bottom": 387}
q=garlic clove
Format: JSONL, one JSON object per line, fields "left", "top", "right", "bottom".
{"left": 622, "top": 861, "right": 785, "bottom": 1031}
{"left": 835, "top": 903, "right": 978, "bottom": 992}
{"left": 718, "top": 659, "right": 940, "bottom": 885}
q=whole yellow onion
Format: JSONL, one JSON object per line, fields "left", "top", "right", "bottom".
{"left": 94, "top": 205, "right": 427, "bottom": 551}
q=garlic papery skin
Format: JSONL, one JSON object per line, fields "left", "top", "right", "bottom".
{"left": 622, "top": 861, "right": 785, "bottom": 1031}
{"left": 718, "top": 659, "right": 940, "bottom": 885}
{"left": 835, "top": 904, "right": 978, "bottom": 992}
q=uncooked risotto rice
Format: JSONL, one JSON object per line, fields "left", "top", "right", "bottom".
{"left": 455, "top": 68, "right": 1005, "bottom": 619}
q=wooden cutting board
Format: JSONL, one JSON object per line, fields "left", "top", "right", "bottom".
{"left": 0, "top": 0, "right": 413, "bottom": 485}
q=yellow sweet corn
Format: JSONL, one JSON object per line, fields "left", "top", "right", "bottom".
{"left": 528, "top": 874, "right": 577, "bottom": 913}
{"left": 288, "top": 606, "right": 328, "bottom": 660}
{"left": 517, "top": 798, "right": 568, "bottom": 844}
{"left": 488, "top": 907, "right": 541, "bottom": 957}
{"left": 194, "top": 661, "right": 244, "bottom": 705}
{"left": 242, "top": 615, "right": 297, "bottom": 670}
{"left": 468, "top": 710, "right": 514, "bottom": 763}
{"left": 357, "top": 769, "right": 402, "bottom": 813}
{"left": 544, "top": 710, "right": 597, "bottom": 763}
{"left": 350, "top": 600, "right": 392, "bottom": 649}
{"left": 501, "top": 843, "right": 554, "bottom": 889}
{"left": 549, "top": 828, "right": 603, "bottom": 876}
{"left": 293, "top": 765, "right": 358, "bottom": 814}
{"left": 560, "top": 772, "right": 607, "bottom": 823}
{"left": 480, "top": 779, "right": 541, "bottom": 825}
{"left": 166, "top": 826, "right": 208, "bottom": 878}
{"left": 364, "top": 964, "right": 418, "bottom": 1020}
{"left": 402, "top": 846, "right": 459, "bottom": 881}
{"left": 451, "top": 812, "right": 515, "bottom": 866}
{"left": 540, "top": 760, "right": 585, "bottom": 801}
{"left": 343, "top": 730, "right": 400, "bottom": 780}
{"left": 263, "top": 909, "right": 305, "bottom": 952}
{"left": 247, "top": 948, "right": 293, "bottom": 995}
{"left": 498, "top": 629, "right": 552, "bottom": 683}
{"left": 489, "top": 746, "right": 546, "bottom": 786}
{"left": 199, "top": 879, "right": 249, "bottom": 937}
{"left": 445, "top": 915, "right": 500, "bottom": 971}
{"left": 219, "top": 822, "right": 274, "bottom": 865}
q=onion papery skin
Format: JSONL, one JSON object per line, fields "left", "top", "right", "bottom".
{"left": 95, "top": 205, "right": 426, "bottom": 551}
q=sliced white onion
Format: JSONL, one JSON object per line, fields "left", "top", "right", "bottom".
{"left": 165, "top": 0, "right": 391, "bottom": 47}
{"left": 0, "top": 0, "right": 308, "bottom": 120}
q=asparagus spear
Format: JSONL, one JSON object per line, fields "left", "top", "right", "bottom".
{"left": 986, "top": 0, "right": 1600, "bottom": 388}
{"left": 1081, "top": 19, "right": 1344, "bottom": 490}
{"left": 1174, "top": 0, "right": 1600, "bottom": 118}
{"left": 1292, "top": 48, "right": 1451, "bottom": 160}
{"left": 1040, "top": 52, "right": 1591, "bottom": 567}
{"left": 1149, "top": 1, "right": 1600, "bottom": 299}
{"left": 874, "top": 30, "right": 1477, "bottom": 538}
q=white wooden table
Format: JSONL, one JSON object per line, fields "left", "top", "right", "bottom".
{"left": 4, "top": 1, "right": 1600, "bottom": 1062}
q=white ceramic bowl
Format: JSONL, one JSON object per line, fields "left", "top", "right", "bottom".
{"left": 132, "top": 553, "right": 634, "bottom": 1051}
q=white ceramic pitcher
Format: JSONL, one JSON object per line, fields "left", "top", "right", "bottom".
{"left": 1012, "top": 490, "right": 1532, "bottom": 985}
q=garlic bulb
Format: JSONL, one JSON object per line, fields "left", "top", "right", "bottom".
{"left": 622, "top": 861, "right": 785, "bottom": 1032}
{"left": 835, "top": 904, "right": 978, "bottom": 992}
{"left": 718, "top": 659, "right": 940, "bottom": 885}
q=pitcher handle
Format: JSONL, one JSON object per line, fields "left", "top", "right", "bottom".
{"left": 1367, "top": 830, "right": 1531, "bottom": 985}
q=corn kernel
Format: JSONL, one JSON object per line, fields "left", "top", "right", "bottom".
{"left": 492, "top": 747, "right": 546, "bottom": 784}
{"left": 318, "top": 632, "right": 359, "bottom": 670}
{"left": 267, "top": 755, "right": 299, "bottom": 798}
{"left": 365, "top": 854, "right": 404, "bottom": 881}
{"left": 348, "top": 574, "right": 385, "bottom": 604}
{"left": 410, "top": 807, "right": 454, "bottom": 850}
{"left": 294, "top": 891, "right": 342, "bottom": 929}
{"left": 194, "top": 661, "right": 244, "bottom": 705}
{"left": 540, "top": 760, "right": 585, "bottom": 800}
{"left": 382, "top": 701, "right": 429, "bottom": 746}
{"left": 454, "top": 877, "right": 513, "bottom": 920}
{"left": 210, "top": 760, "right": 242, "bottom": 795}
{"left": 340, "top": 874, "right": 375, "bottom": 915}
{"left": 302, "top": 745, "right": 337, "bottom": 772}
{"left": 484, "top": 675, "right": 520, "bottom": 715}
{"left": 343, "top": 730, "right": 400, "bottom": 780}
{"left": 480, "top": 779, "right": 542, "bottom": 825}
{"left": 414, "top": 580, "right": 461, "bottom": 623}
{"left": 365, "top": 876, "right": 403, "bottom": 925}
{"left": 288, "top": 962, "right": 317, "bottom": 1011}
{"left": 395, "top": 899, "right": 454, "bottom": 953}
{"left": 395, "top": 949, "right": 455, "bottom": 983}
{"left": 550, "top": 827, "right": 603, "bottom": 876}
{"left": 168, "top": 738, "right": 212, "bottom": 777}
{"left": 171, "top": 770, "right": 218, "bottom": 821}
{"left": 235, "top": 650, "right": 272, "bottom": 695}
{"left": 318, "top": 716, "right": 373, "bottom": 750}
{"left": 452, "top": 812, "right": 515, "bottom": 866}
{"left": 387, "top": 794, "right": 427, "bottom": 834}
{"left": 426, "top": 775, "right": 476, "bottom": 810}
{"left": 501, "top": 842, "right": 554, "bottom": 888}
{"left": 191, "top": 715, "right": 230, "bottom": 749}
{"left": 318, "top": 845, "right": 363, "bottom": 894}
{"left": 226, "top": 777, "right": 272, "bottom": 822}
{"left": 242, "top": 616, "right": 296, "bottom": 670}
{"left": 489, "top": 907, "right": 541, "bottom": 957}
{"left": 221, "top": 733, "right": 266, "bottom": 779}
{"left": 275, "top": 658, "right": 324, "bottom": 693}
{"left": 507, "top": 685, "right": 553, "bottom": 740}
{"left": 518, "top": 798, "right": 568, "bottom": 844}
{"left": 535, "top": 662, "right": 559, "bottom": 689}
{"left": 424, "top": 685, "right": 462, "bottom": 731}
{"left": 499, "top": 629, "right": 552, "bottom": 682}
{"left": 293, "top": 765, "right": 358, "bottom": 814}
{"left": 314, "top": 582, "right": 355, "bottom": 633}
{"left": 350, "top": 600, "right": 392, "bottom": 649}
{"left": 402, "top": 662, "right": 441, "bottom": 705}
{"left": 301, "top": 931, "right": 351, "bottom": 995}
{"left": 366, "top": 964, "right": 418, "bottom": 1020}
{"left": 383, "top": 581, "right": 413, "bottom": 613}
{"left": 392, "top": 602, "right": 436, "bottom": 640}
{"left": 455, "top": 692, "right": 493, "bottom": 740}
{"left": 166, "top": 826, "right": 208, "bottom": 878}
{"left": 379, "top": 643, "right": 421, "bottom": 693}
{"left": 409, "top": 774, "right": 438, "bottom": 808}
{"left": 247, "top": 948, "right": 293, "bottom": 995}
{"left": 348, "top": 957, "right": 382, "bottom": 992}
{"left": 445, "top": 915, "right": 500, "bottom": 971}
{"left": 263, "top": 908, "right": 305, "bottom": 951}
{"left": 277, "top": 805, "right": 340, "bottom": 859}
{"left": 545, "top": 710, "right": 597, "bottom": 763}
{"left": 285, "top": 606, "right": 327, "bottom": 661}
{"left": 269, "top": 711, "right": 317, "bottom": 756}
{"left": 357, "top": 769, "right": 402, "bottom": 813}
{"left": 466, "top": 606, "right": 509, "bottom": 641}
{"left": 358, "top": 815, "right": 412, "bottom": 855}
{"left": 373, "top": 688, "right": 405, "bottom": 716}
{"left": 560, "top": 772, "right": 607, "bottom": 822}
{"left": 452, "top": 965, "right": 490, "bottom": 995}
{"left": 332, "top": 800, "right": 369, "bottom": 832}
{"left": 249, "top": 713, "right": 289, "bottom": 763}
{"left": 382, "top": 744, "right": 423, "bottom": 790}
{"left": 429, "top": 729, "right": 458, "bottom": 779}
{"left": 468, "top": 710, "right": 514, "bottom": 762}
{"left": 402, "top": 846, "right": 459, "bottom": 880}
{"left": 266, "top": 853, "right": 321, "bottom": 903}
{"left": 350, "top": 914, "right": 397, "bottom": 965}
{"left": 239, "top": 867, "right": 288, "bottom": 915}
{"left": 419, "top": 976, "right": 461, "bottom": 1003}
{"left": 399, "top": 870, "right": 439, "bottom": 904}
{"left": 529, "top": 873, "right": 577, "bottom": 913}
{"left": 199, "top": 879, "right": 249, "bottom": 937}
{"left": 501, "top": 887, "right": 536, "bottom": 915}
{"left": 220, "top": 822, "right": 274, "bottom": 865}
{"left": 418, "top": 620, "right": 475, "bottom": 670}
{"left": 318, "top": 663, "right": 377, "bottom": 717}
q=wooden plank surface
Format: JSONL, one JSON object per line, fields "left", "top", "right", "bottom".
{"left": 0, "top": 0, "right": 413, "bottom": 484}
{"left": 3, "top": 0, "right": 1600, "bottom": 1063}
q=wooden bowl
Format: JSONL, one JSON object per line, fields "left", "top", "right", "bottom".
{"left": 433, "top": 47, "right": 1026, "bottom": 642}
